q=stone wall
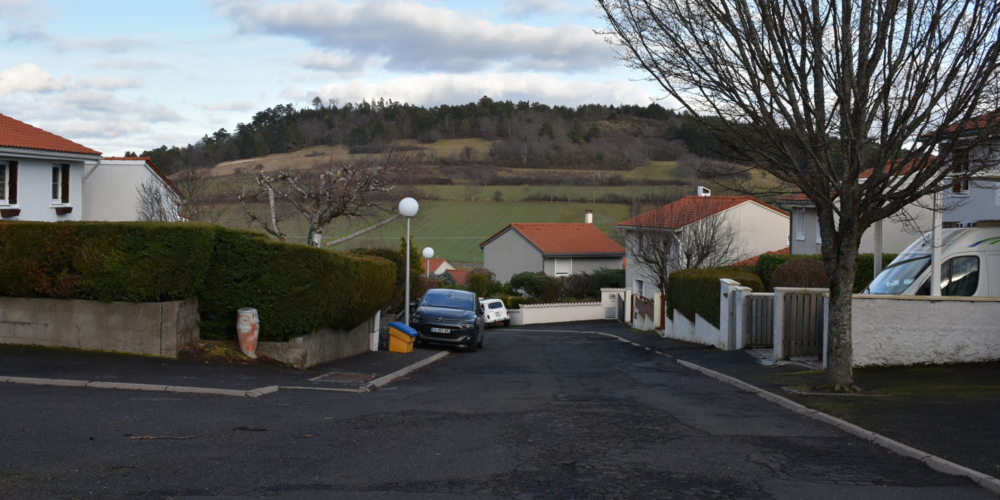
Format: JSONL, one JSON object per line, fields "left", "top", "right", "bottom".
{"left": 256, "top": 316, "right": 376, "bottom": 369}
{"left": 0, "top": 297, "right": 199, "bottom": 357}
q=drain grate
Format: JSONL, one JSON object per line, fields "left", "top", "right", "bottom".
{"left": 310, "top": 372, "right": 374, "bottom": 384}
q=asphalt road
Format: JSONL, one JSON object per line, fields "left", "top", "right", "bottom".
{"left": 0, "top": 327, "right": 991, "bottom": 499}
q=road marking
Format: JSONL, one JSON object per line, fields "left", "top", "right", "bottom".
{"left": 507, "top": 326, "right": 1000, "bottom": 496}
{"left": 362, "top": 350, "right": 451, "bottom": 393}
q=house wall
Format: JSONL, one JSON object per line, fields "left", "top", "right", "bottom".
{"left": 508, "top": 301, "right": 605, "bottom": 326}
{"left": 0, "top": 154, "right": 87, "bottom": 222}
{"left": 483, "top": 229, "right": 544, "bottom": 283}
{"left": 84, "top": 160, "right": 180, "bottom": 222}
{"left": 943, "top": 181, "right": 1000, "bottom": 224}
{"left": 726, "top": 202, "right": 790, "bottom": 259}
{"left": 541, "top": 256, "right": 623, "bottom": 277}
{"left": 836, "top": 294, "right": 1000, "bottom": 367}
{"left": 789, "top": 201, "right": 932, "bottom": 255}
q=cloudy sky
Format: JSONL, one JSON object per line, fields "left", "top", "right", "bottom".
{"left": 0, "top": 0, "right": 665, "bottom": 156}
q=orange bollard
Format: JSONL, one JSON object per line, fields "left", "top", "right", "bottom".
{"left": 236, "top": 308, "right": 259, "bottom": 359}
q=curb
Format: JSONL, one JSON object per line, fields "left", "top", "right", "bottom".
{"left": 362, "top": 351, "right": 451, "bottom": 392}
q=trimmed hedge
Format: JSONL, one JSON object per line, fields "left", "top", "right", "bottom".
{"left": 754, "top": 252, "right": 898, "bottom": 293}
{"left": 0, "top": 222, "right": 395, "bottom": 342}
{"left": 667, "top": 268, "right": 764, "bottom": 328}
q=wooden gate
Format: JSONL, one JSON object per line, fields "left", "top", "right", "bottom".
{"left": 782, "top": 291, "right": 825, "bottom": 359}
{"left": 745, "top": 293, "right": 774, "bottom": 348}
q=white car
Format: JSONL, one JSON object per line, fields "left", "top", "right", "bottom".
{"left": 480, "top": 299, "right": 510, "bottom": 327}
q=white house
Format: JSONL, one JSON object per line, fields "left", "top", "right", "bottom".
{"left": 84, "top": 157, "right": 182, "bottom": 222}
{"left": 0, "top": 113, "right": 102, "bottom": 222}
{"left": 617, "top": 195, "right": 789, "bottom": 298}
{"left": 422, "top": 258, "right": 457, "bottom": 277}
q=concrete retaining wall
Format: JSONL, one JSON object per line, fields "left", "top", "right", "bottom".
{"left": 846, "top": 295, "right": 1000, "bottom": 367}
{"left": 0, "top": 296, "right": 199, "bottom": 357}
{"left": 663, "top": 310, "right": 724, "bottom": 349}
{"left": 257, "top": 316, "right": 376, "bottom": 369}
{"left": 509, "top": 302, "right": 605, "bottom": 326}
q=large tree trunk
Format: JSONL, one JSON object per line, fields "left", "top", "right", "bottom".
{"left": 307, "top": 223, "right": 322, "bottom": 247}
{"left": 821, "top": 204, "right": 861, "bottom": 390}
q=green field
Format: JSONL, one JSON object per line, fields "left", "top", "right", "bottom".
{"left": 418, "top": 184, "right": 691, "bottom": 202}
{"left": 221, "top": 200, "right": 630, "bottom": 263}
{"left": 624, "top": 161, "right": 685, "bottom": 181}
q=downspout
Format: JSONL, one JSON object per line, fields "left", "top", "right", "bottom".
{"left": 81, "top": 158, "right": 102, "bottom": 221}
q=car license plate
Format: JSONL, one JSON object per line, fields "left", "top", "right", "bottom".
{"left": 430, "top": 327, "right": 450, "bottom": 334}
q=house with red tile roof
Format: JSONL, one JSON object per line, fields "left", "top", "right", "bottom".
{"left": 617, "top": 195, "right": 788, "bottom": 298}
{"left": 0, "top": 114, "right": 180, "bottom": 222}
{"left": 0, "top": 113, "right": 102, "bottom": 222}
{"left": 479, "top": 213, "right": 625, "bottom": 283}
{"left": 446, "top": 269, "right": 470, "bottom": 286}
{"left": 423, "top": 258, "right": 457, "bottom": 277}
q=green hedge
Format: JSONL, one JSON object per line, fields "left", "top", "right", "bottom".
{"left": 754, "top": 252, "right": 897, "bottom": 292}
{"left": 667, "top": 268, "right": 763, "bottom": 328}
{"left": 0, "top": 222, "right": 395, "bottom": 342}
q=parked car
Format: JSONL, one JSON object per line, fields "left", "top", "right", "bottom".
{"left": 866, "top": 227, "right": 1000, "bottom": 296}
{"left": 480, "top": 298, "right": 510, "bottom": 327}
{"left": 410, "top": 289, "right": 485, "bottom": 352}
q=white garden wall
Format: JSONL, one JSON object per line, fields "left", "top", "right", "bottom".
{"left": 509, "top": 302, "right": 605, "bottom": 326}
{"left": 662, "top": 311, "right": 723, "bottom": 348}
{"left": 844, "top": 295, "right": 1000, "bottom": 367}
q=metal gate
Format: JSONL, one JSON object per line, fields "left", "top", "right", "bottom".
{"left": 745, "top": 293, "right": 774, "bottom": 347}
{"left": 616, "top": 294, "right": 625, "bottom": 322}
{"left": 782, "top": 292, "right": 825, "bottom": 358}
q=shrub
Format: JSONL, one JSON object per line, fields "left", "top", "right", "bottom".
{"left": 351, "top": 247, "right": 408, "bottom": 310}
{"left": 560, "top": 268, "right": 626, "bottom": 300}
{"left": 506, "top": 296, "right": 540, "bottom": 309}
{"left": 754, "top": 254, "right": 809, "bottom": 291}
{"left": 667, "top": 268, "right": 763, "bottom": 328}
{"left": 509, "top": 271, "right": 562, "bottom": 302}
{"left": 753, "top": 252, "right": 898, "bottom": 292}
{"left": 771, "top": 258, "right": 829, "bottom": 288}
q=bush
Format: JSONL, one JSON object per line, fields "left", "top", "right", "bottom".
{"left": 754, "top": 252, "right": 898, "bottom": 292}
{"left": 509, "top": 271, "right": 563, "bottom": 302}
{"left": 771, "top": 258, "right": 829, "bottom": 288}
{"left": 351, "top": 247, "right": 408, "bottom": 310}
{"left": 754, "top": 254, "right": 810, "bottom": 291}
{"left": 667, "top": 268, "right": 763, "bottom": 328}
{"left": 560, "top": 268, "right": 626, "bottom": 300}
{"left": 506, "top": 296, "right": 540, "bottom": 309}
{"left": 0, "top": 221, "right": 396, "bottom": 343}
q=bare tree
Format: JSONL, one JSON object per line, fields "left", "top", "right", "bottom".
{"left": 600, "top": 0, "right": 1000, "bottom": 390}
{"left": 172, "top": 168, "right": 224, "bottom": 223}
{"left": 136, "top": 178, "right": 181, "bottom": 222}
{"left": 239, "top": 148, "right": 411, "bottom": 246}
{"left": 622, "top": 211, "right": 749, "bottom": 294}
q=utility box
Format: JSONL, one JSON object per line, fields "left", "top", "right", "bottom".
{"left": 386, "top": 322, "right": 417, "bottom": 353}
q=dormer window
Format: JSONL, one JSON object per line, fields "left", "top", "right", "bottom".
{"left": 951, "top": 149, "right": 970, "bottom": 195}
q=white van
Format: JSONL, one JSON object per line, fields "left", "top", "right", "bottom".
{"left": 866, "top": 227, "right": 1000, "bottom": 296}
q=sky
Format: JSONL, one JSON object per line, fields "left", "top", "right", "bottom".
{"left": 0, "top": 0, "right": 668, "bottom": 156}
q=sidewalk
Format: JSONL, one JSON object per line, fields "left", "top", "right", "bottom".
{"left": 556, "top": 321, "right": 1000, "bottom": 482}
{"left": 0, "top": 343, "right": 447, "bottom": 394}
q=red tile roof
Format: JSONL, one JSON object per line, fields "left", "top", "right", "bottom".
{"left": 618, "top": 196, "right": 787, "bottom": 230}
{"left": 423, "top": 258, "right": 450, "bottom": 273}
{"left": 733, "top": 247, "right": 790, "bottom": 267}
{"left": 103, "top": 157, "right": 181, "bottom": 197}
{"left": 922, "top": 110, "right": 1000, "bottom": 138}
{"left": 480, "top": 223, "right": 625, "bottom": 256}
{"left": 0, "top": 113, "right": 101, "bottom": 156}
{"left": 859, "top": 156, "right": 936, "bottom": 180}
{"left": 447, "top": 269, "right": 470, "bottom": 286}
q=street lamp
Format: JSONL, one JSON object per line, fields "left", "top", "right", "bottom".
{"left": 422, "top": 247, "right": 434, "bottom": 278}
{"left": 399, "top": 197, "right": 419, "bottom": 326}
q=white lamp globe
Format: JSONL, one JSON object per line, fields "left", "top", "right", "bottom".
{"left": 399, "top": 197, "right": 419, "bottom": 217}
{"left": 422, "top": 247, "right": 434, "bottom": 259}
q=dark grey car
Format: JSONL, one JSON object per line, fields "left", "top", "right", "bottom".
{"left": 410, "top": 289, "right": 485, "bottom": 352}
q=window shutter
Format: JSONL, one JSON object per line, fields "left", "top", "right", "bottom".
{"left": 8, "top": 162, "right": 16, "bottom": 205}
{"left": 61, "top": 164, "right": 70, "bottom": 203}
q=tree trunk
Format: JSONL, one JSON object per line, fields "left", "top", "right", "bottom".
{"left": 822, "top": 206, "right": 861, "bottom": 390}
{"left": 307, "top": 223, "right": 322, "bottom": 247}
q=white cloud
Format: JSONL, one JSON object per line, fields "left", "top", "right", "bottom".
{"left": 214, "top": 0, "right": 612, "bottom": 73}
{"left": 0, "top": 0, "right": 32, "bottom": 16}
{"left": 0, "top": 62, "right": 69, "bottom": 94}
{"left": 502, "top": 0, "right": 565, "bottom": 18}
{"left": 7, "top": 29, "right": 151, "bottom": 52}
{"left": 79, "top": 76, "right": 143, "bottom": 90}
{"left": 301, "top": 52, "right": 357, "bottom": 71}
{"left": 90, "top": 58, "right": 171, "bottom": 70}
{"left": 201, "top": 100, "right": 256, "bottom": 112}
{"left": 312, "top": 73, "right": 656, "bottom": 108}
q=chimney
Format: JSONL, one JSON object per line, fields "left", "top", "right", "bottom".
{"left": 585, "top": 210, "right": 593, "bottom": 224}
{"left": 697, "top": 186, "right": 711, "bottom": 197}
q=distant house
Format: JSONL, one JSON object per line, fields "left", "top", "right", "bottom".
{"left": 0, "top": 113, "right": 102, "bottom": 221}
{"left": 480, "top": 214, "right": 625, "bottom": 283}
{"left": 932, "top": 111, "right": 1000, "bottom": 226}
{"left": 446, "top": 269, "right": 470, "bottom": 286}
{"left": 423, "top": 258, "right": 457, "bottom": 277}
{"left": 85, "top": 157, "right": 182, "bottom": 222}
{"left": 617, "top": 195, "right": 789, "bottom": 298}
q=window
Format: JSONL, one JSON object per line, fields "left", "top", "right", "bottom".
{"left": 554, "top": 258, "right": 572, "bottom": 276}
{"left": 795, "top": 208, "right": 805, "bottom": 240}
{"left": 951, "top": 149, "right": 970, "bottom": 195}
{"left": 633, "top": 279, "right": 645, "bottom": 296}
{"left": 0, "top": 161, "right": 16, "bottom": 205}
{"left": 916, "top": 256, "right": 980, "bottom": 296}
{"left": 52, "top": 164, "right": 69, "bottom": 204}
{"left": 868, "top": 255, "right": 930, "bottom": 294}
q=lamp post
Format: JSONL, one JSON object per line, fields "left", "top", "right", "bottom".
{"left": 399, "top": 197, "right": 419, "bottom": 325}
{"left": 422, "top": 247, "right": 434, "bottom": 278}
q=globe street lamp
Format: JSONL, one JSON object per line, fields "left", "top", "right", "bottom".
{"left": 399, "top": 197, "right": 419, "bottom": 326}
{"left": 422, "top": 247, "right": 434, "bottom": 278}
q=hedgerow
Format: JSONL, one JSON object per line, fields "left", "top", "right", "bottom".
{"left": 754, "top": 252, "right": 897, "bottom": 292}
{"left": 667, "top": 268, "right": 763, "bottom": 328}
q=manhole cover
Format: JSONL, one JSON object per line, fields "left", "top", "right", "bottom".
{"left": 310, "top": 372, "right": 373, "bottom": 383}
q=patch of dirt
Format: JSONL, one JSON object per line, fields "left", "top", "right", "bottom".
{"left": 782, "top": 385, "right": 889, "bottom": 397}
{"left": 177, "top": 340, "right": 288, "bottom": 367}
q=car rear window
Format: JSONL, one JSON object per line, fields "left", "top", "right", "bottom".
{"left": 488, "top": 302, "right": 504, "bottom": 309}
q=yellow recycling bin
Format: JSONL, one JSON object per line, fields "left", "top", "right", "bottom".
{"left": 387, "top": 322, "right": 417, "bottom": 353}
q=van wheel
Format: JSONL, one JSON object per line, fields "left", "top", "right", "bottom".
{"left": 503, "top": 320, "right": 510, "bottom": 327}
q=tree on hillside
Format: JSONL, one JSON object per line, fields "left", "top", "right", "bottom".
{"left": 239, "top": 148, "right": 412, "bottom": 246}
{"left": 622, "top": 211, "right": 748, "bottom": 295}
{"left": 600, "top": 0, "right": 1000, "bottom": 390}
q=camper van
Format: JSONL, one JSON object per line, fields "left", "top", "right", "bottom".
{"left": 866, "top": 227, "right": 1000, "bottom": 296}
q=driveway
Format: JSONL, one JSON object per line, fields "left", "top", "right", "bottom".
{"left": 0, "top": 325, "right": 989, "bottom": 499}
